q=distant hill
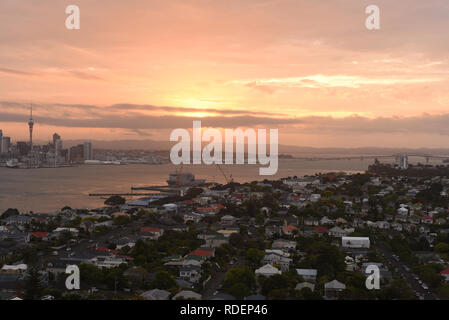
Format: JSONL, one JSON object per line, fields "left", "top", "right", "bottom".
{"left": 54, "top": 139, "right": 449, "bottom": 156}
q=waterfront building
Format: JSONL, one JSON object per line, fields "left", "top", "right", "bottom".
{"left": 84, "top": 141, "right": 93, "bottom": 160}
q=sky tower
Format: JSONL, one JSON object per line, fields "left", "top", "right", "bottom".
{"left": 28, "top": 104, "right": 34, "bottom": 154}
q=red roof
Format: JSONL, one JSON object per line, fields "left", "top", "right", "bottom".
{"left": 188, "top": 248, "right": 213, "bottom": 257}
{"left": 283, "top": 225, "right": 297, "bottom": 231}
{"left": 421, "top": 216, "right": 433, "bottom": 220}
{"left": 215, "top": 203, "right": 225, "bottom": 209}
{"left": 140, "top": 227, "right": 162, "bottom": 233}
{"left": 112, "top": 212, "right": 130, "bottom": 217}
{"left": 96, "top": 246, "right": 119, "bottom": 255}
{"left": 314, "top": 226, "right": 330, "bottom": 233}
{"left": 30, "top": 232, "right": 49, "bottom": 238}
{"left": 196, "top": 207, "right": 217, "bottom": 211}
{"left": 440, "top": 268, "right": 449, "bottom": 275}
{"left": 232, "top": 193, "right": 246, "bottom": 198}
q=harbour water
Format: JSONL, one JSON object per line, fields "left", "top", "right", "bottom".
{"left": 0, "top": 156, "right": 440, "bottom": 213}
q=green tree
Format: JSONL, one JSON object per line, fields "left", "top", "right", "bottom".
{"left": 104, "top": 195, "right": 126, "bottom": 206}
{"left": 261, "top": 274, "right": 289, "bottom": 296}
{"left": 152, "top": 270, "right": 177, "bottom": 290}
{"left": 376, "top": 279, "right": 414, "bottom": 300}
{"left": 435, "top": 242, "right": 449, "bottom": 254}
{"left": 114, "top": 215, "right": 131, "bottom": 225}
{"left": 224, "top": 267, "right": 256, "bottom": 292}
{"left": 1, "top": 208, "right": 20, "bottom": 219}
{"left": 24, "top": 267, "right": 45, "bottom": 300}
{"left": 227, "top": 283, "right": 250, "bottom": 299}
{"left": 245, "top": 248, "right": 264, "bottom": 268}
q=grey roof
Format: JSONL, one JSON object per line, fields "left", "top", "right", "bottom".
{"left": 173, "top": 290, "right": 202, "bottom": 300}
{"left": 325, "top": 279, "right": 346, "bottom": 290}
{"left": 296, "top": 269, "right": 317, "bottom": 276}
{"left": 245, "top": 294, "right": 266, "bottom": 300}
{"left": 140, "top": 289, "right": 171, "bottom": 300}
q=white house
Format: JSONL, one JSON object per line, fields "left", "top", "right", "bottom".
{"left": 255, "top": 264, "right": 282, "bottom": 277}
{"left": 397, "top": 206, "right": 408, "bottom": 216}
{"left": 90, "top": 256, "right": 126, "bottom": 269}
{"left": 329, "top": 226, "right": 349, "bottom": 238}
{"left": 261, "top": 254, "right": 292, "bottom": 272}
{"left": 341, "top": 237, "right": 370, "bottom": 249}
{"left": 140, "top": 289, "right": 171, "bottom": 300}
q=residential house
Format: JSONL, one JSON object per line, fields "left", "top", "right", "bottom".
{"left": 140, "top": 227, "right": 164, "bottom": 240}
{"left": 272, "top": 239, "right": 296, "bottom": 251}
{"left": 172, "top": 290, "right": 202, "bottom": 300}
{"left": 329, "top": 226, "right": 349, "bottom": 238}
{"left": 186, "top": 247, "right": 215, "bottom": 261}
{"left": 314, "top": 226, "right": 330, "bottom": 236}
{"left": 265, "top": 225, "right": 282, "bottom": 238}
{"left": 220, "top": 215, "right": 237, "bottom": 226}
{"left": 296, "top": 269, "right": 318, "bottom": 283}
{"left": 140, "top": 289, "right": 171, "bottom": 300}
{"left": 90, "top": 256, "right": 126, "bottom": 268}
{"left": 342, "top": 237, "right": 370, "bottom": 249}
{"left": 179, "top": 265, "right": 202, "bottom": 284}
{"left": 282, "top": 225, "right": 297, "bottom": 236}
{"left": 255, "top": 264, "right": 282, "bottom": 277}
{"left": 421, "top": 216, "right": 433, "bottom": 225}
{"left": 27, "top": 232, "right": 49, "bottom": 242}
{"left": 324, "top": 280, "right": 346, "bottom": 298}
{"left": 261, "top": 253, "right": 292, "bottom": 272}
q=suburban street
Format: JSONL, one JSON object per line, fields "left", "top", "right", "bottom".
{"left": 202, "top": 256, "right": 245, "bottom": 299}
{"left": 373, "top": 235, "right": 437, "bottom": 300}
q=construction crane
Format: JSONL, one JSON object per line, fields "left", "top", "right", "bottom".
{"left": 216, "top": 164, "right": 233, "bottom": 184}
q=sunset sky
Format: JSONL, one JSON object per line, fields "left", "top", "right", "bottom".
{"left": 1, "top": 0, "right": 449, "bottom": 148}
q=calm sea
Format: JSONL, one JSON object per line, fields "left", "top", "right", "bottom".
{"left": 0, "top": 156, "right": 439, "bottom": 213}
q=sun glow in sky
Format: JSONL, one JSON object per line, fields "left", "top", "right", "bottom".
{"left": 1, "top": 0, "right": 449, "bottom": 148}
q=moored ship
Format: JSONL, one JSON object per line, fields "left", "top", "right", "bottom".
{"left": 166, "top": 172, "right": 205, "bottom": 186}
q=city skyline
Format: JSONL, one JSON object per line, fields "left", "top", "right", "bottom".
{"left": 1, "top": 1, "right": 449, "bottom": 148}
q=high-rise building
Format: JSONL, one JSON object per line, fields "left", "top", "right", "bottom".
{"left": 83, "top": 141, "right": 93, "bottom": 160}
{"left": 28, "top": 105, "right": 34, "bottom": 154}
{"left": 1, "top": 136, "right": 11, "bottom": 154}
{"left": 16, "top": 141, "right": 28, "bottom": 156}
{"left": 55, "top": 139, "right": 63, "bottom": 154}
{"left": 69, "top": 144, "right": 84, "bottom": 163}
{"left": 53, "top": 133, "right": 61, "bottom": 147}
{"left": 397, "top": 154, "right": 408, "bottom": 169}
{"left": 0, "top": 130, "right": 3, "bottom": 154}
